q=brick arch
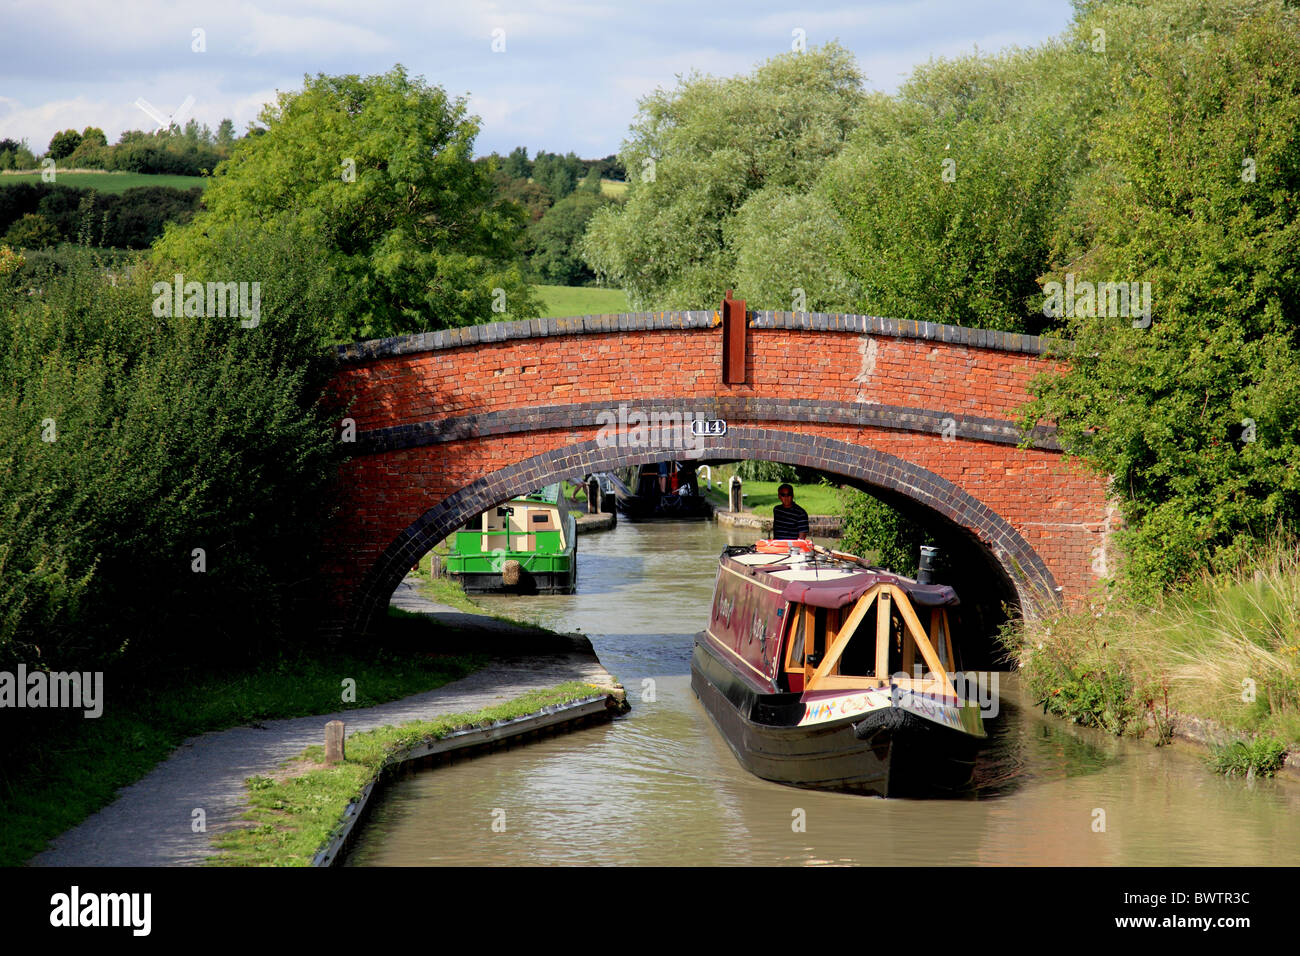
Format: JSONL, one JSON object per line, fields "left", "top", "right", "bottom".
{"left": 325, "top": 309, "right": 1114, "bottom": 639}
{"left": 347, "top": 427, "right": 1059, "bottom": 637}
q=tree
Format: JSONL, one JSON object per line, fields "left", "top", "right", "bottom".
{"left": 532, "top": 151, "right": 580, "bottom": 201}
{"left": 580, "top": 42, "right": 866, "bottom": 309}
{"left": 502, "top": 146, "right": 531, "bottom": 179}
{"left": 0, "top": 139, "right": 37, "bottom": 172}
{"left": 216, "top": 118, "right": 236, "bottom": 148}
{"left": 153, "top": 66, "right": 538, "bottom": 339}
{"left": 3, "top": 213, "right": 61, "bottom": 249}
{"left": 46, "top": 130, "right": 82, "bottom": 160}
{"left": 1022, "top": 0, "right": 1300, "bottom": 595}
{"left": 727, "top": 186, "right": 858, "bottom": 312}
{"left": 526, "top": 191, "right": 612, "bottom": 285}
{"left": 577, "top": 167, "right": 602, "bottom": 195}
{"left": 814, "top": 42, "right": 1103, "bottom": 333}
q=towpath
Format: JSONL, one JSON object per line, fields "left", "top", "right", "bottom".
{"left": 31, "top": 579, "right": 618, "bottom": 866}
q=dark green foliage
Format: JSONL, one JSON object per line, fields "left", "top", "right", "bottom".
{"left": 107, "top": 130, "right": 224, "bottom": 175}
{"left": 0, "top": 141, "right": 38, "bottom": 171}
{"left": 526, "top": 191, "right": 612, "bottom": 285}
{"left": 1022, "top": 0, "right": 1300, "bottom": 596}
{"left": 3, "top": 213, "right": 60, "bottom": 249}
{"left": 586, "top": 154, "right": 625, "bottom": 181}
{"left": 502, "top": 145, "right": 532, "bottom": 179}
{"left": 0, "top": 237, "right": 346, "bottom": 676}
{"left": 1208, "top": 737, "right": 1287, "bottom": 778}
{"left": 1045, "top": 668, "right": 1136, "bottom": 736}
{"left": 491, "top": 169, "right": 553, "bottom": 223}
{"left": 531, "top": 151, "right": 583, "bottom": 201}
{"left": 46, "top": 130, "right": 82, "bottom": 160}
{"left": 836, "top": 488, "right": 925, "bottom": 575}
{"left": 0, "top": 182, "right": 203, "bottom": 249}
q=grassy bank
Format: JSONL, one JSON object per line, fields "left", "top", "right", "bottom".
{"left": 1001, "top": 543, "right": 1300, "bottom": 777}
{"left": 208, "top": 681, "right": 609, "bottom": 866}
{"left": 0, "top": 610, "right": 484, "bottom": 866}
{"left": 702, "top": 473, "right": 844, "bottom": 518}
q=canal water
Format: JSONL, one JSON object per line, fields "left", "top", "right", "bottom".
{"left": 347, "top": 520, "right": 1300, "bottom": 866}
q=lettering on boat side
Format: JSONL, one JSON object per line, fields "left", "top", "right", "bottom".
{"left": 714, "top": 592, "right": 735, "bottom": 629}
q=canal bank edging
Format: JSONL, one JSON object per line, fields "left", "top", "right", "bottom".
{"left": 575, "top": 511, "right": 615, "bottom": 533}
{"left": 314, "top": 694, "right": 623, "bottom": 867}
{"left": 1139, "top": 706, "right": 1300, "bottom": 781}
{"left": 713, "top": 509, "right": 842, "bottom": 536}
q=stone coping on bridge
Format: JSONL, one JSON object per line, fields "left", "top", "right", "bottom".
{"left": 335, "top": 311, "right": 1068, "bottom": 363}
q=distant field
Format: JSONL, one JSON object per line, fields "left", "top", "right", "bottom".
{"left": 600, "top": 178, "right": 627, "bottom": 198}
{"left": 535, "top": 284, "right": 629, "bottom": 316}
{"left": 0, "top": 171, "right": 208, "bottom": 193}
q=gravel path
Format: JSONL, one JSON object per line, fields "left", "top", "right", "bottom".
{"left": 31, "top": 579, "right": 618, "bottom": 866}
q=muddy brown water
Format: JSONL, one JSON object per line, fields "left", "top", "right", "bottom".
{"left": 346, "top": 521, "right": 1300, "bottom": 866}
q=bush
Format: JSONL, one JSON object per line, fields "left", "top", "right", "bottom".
{"left": 0, "top": 235, "right": 346, "bottom": 676}
{"left": 1208, "top": 737, "right": 1287, "bottom": 779}
{"left": 837, "top": 487, "right": 925, "bottom": 575}
{"left": 0, "top": 183, "right": 204, "bottom": 250}
{"left": 3, "top": 213, "right": 60, "bottom": 249}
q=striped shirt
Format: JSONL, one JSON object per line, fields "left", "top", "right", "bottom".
{"left": 772, "top": 502, "right": 810, "bottom": 540}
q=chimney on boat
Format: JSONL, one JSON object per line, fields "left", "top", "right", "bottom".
{"left": 917, "top": 546, "right": 938, "bottom": 585}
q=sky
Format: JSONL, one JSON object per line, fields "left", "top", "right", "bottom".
{"left": 0, "top": 0, "right": 1077, "bottom": 160}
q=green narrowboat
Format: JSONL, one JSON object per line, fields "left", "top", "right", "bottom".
{"left": 446, "top": 484, "right": 577, "bottom": 594}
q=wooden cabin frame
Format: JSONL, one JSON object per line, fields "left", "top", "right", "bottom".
{"left": 788, "top": 584, "right": 959, "bottom": 698}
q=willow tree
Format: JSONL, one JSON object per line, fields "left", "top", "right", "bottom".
{"left": 580, "top": 43, "right": 867, "bottom": 310}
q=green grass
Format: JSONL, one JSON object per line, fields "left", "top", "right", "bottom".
{"left": 0, "top": 612, "right": 484, "bottom": 866}
{"left": 1208, "top": 737, "right": 1288, "bottom": 779}
{"left": 0, "top": 170, "right": 208, "bottom": 193}
{"left": 600, "top": 178, "right": 628, "bottom": 198}
{"left": 534, "top": 283, "right": 629, "bottom": 317}
{"left": 208, "top": 681, "right": 610, "bottom": 866}
{"left": 703, "top": 477, "right": 844, "bottom": 518}
{"left": 1002, "top": 539, "right": 1300, "bottom": 760}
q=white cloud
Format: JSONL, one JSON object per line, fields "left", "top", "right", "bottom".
{"left": 0, "top": 0, "right": 1076, "bottom": 156}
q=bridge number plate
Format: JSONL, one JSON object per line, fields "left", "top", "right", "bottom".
{"left": 692, "top": 419, "right": 727, "bottom": 437}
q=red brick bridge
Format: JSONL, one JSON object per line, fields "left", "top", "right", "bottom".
{"left": 323, "top": 306, "right": 1113, "bottom": 638}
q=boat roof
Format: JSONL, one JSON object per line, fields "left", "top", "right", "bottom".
{"left": 782, "top": 571, "right": 959, "bottom": 608}
{"left": 515, "top": 484, "right": 561, "bottom": 505}
{"left": 726, "top": 550, "right": 959, "bottom": 608}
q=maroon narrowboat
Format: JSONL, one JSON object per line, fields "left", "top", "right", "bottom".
{"left": 691, "top": 542, "right": 988, "bottom": 797}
